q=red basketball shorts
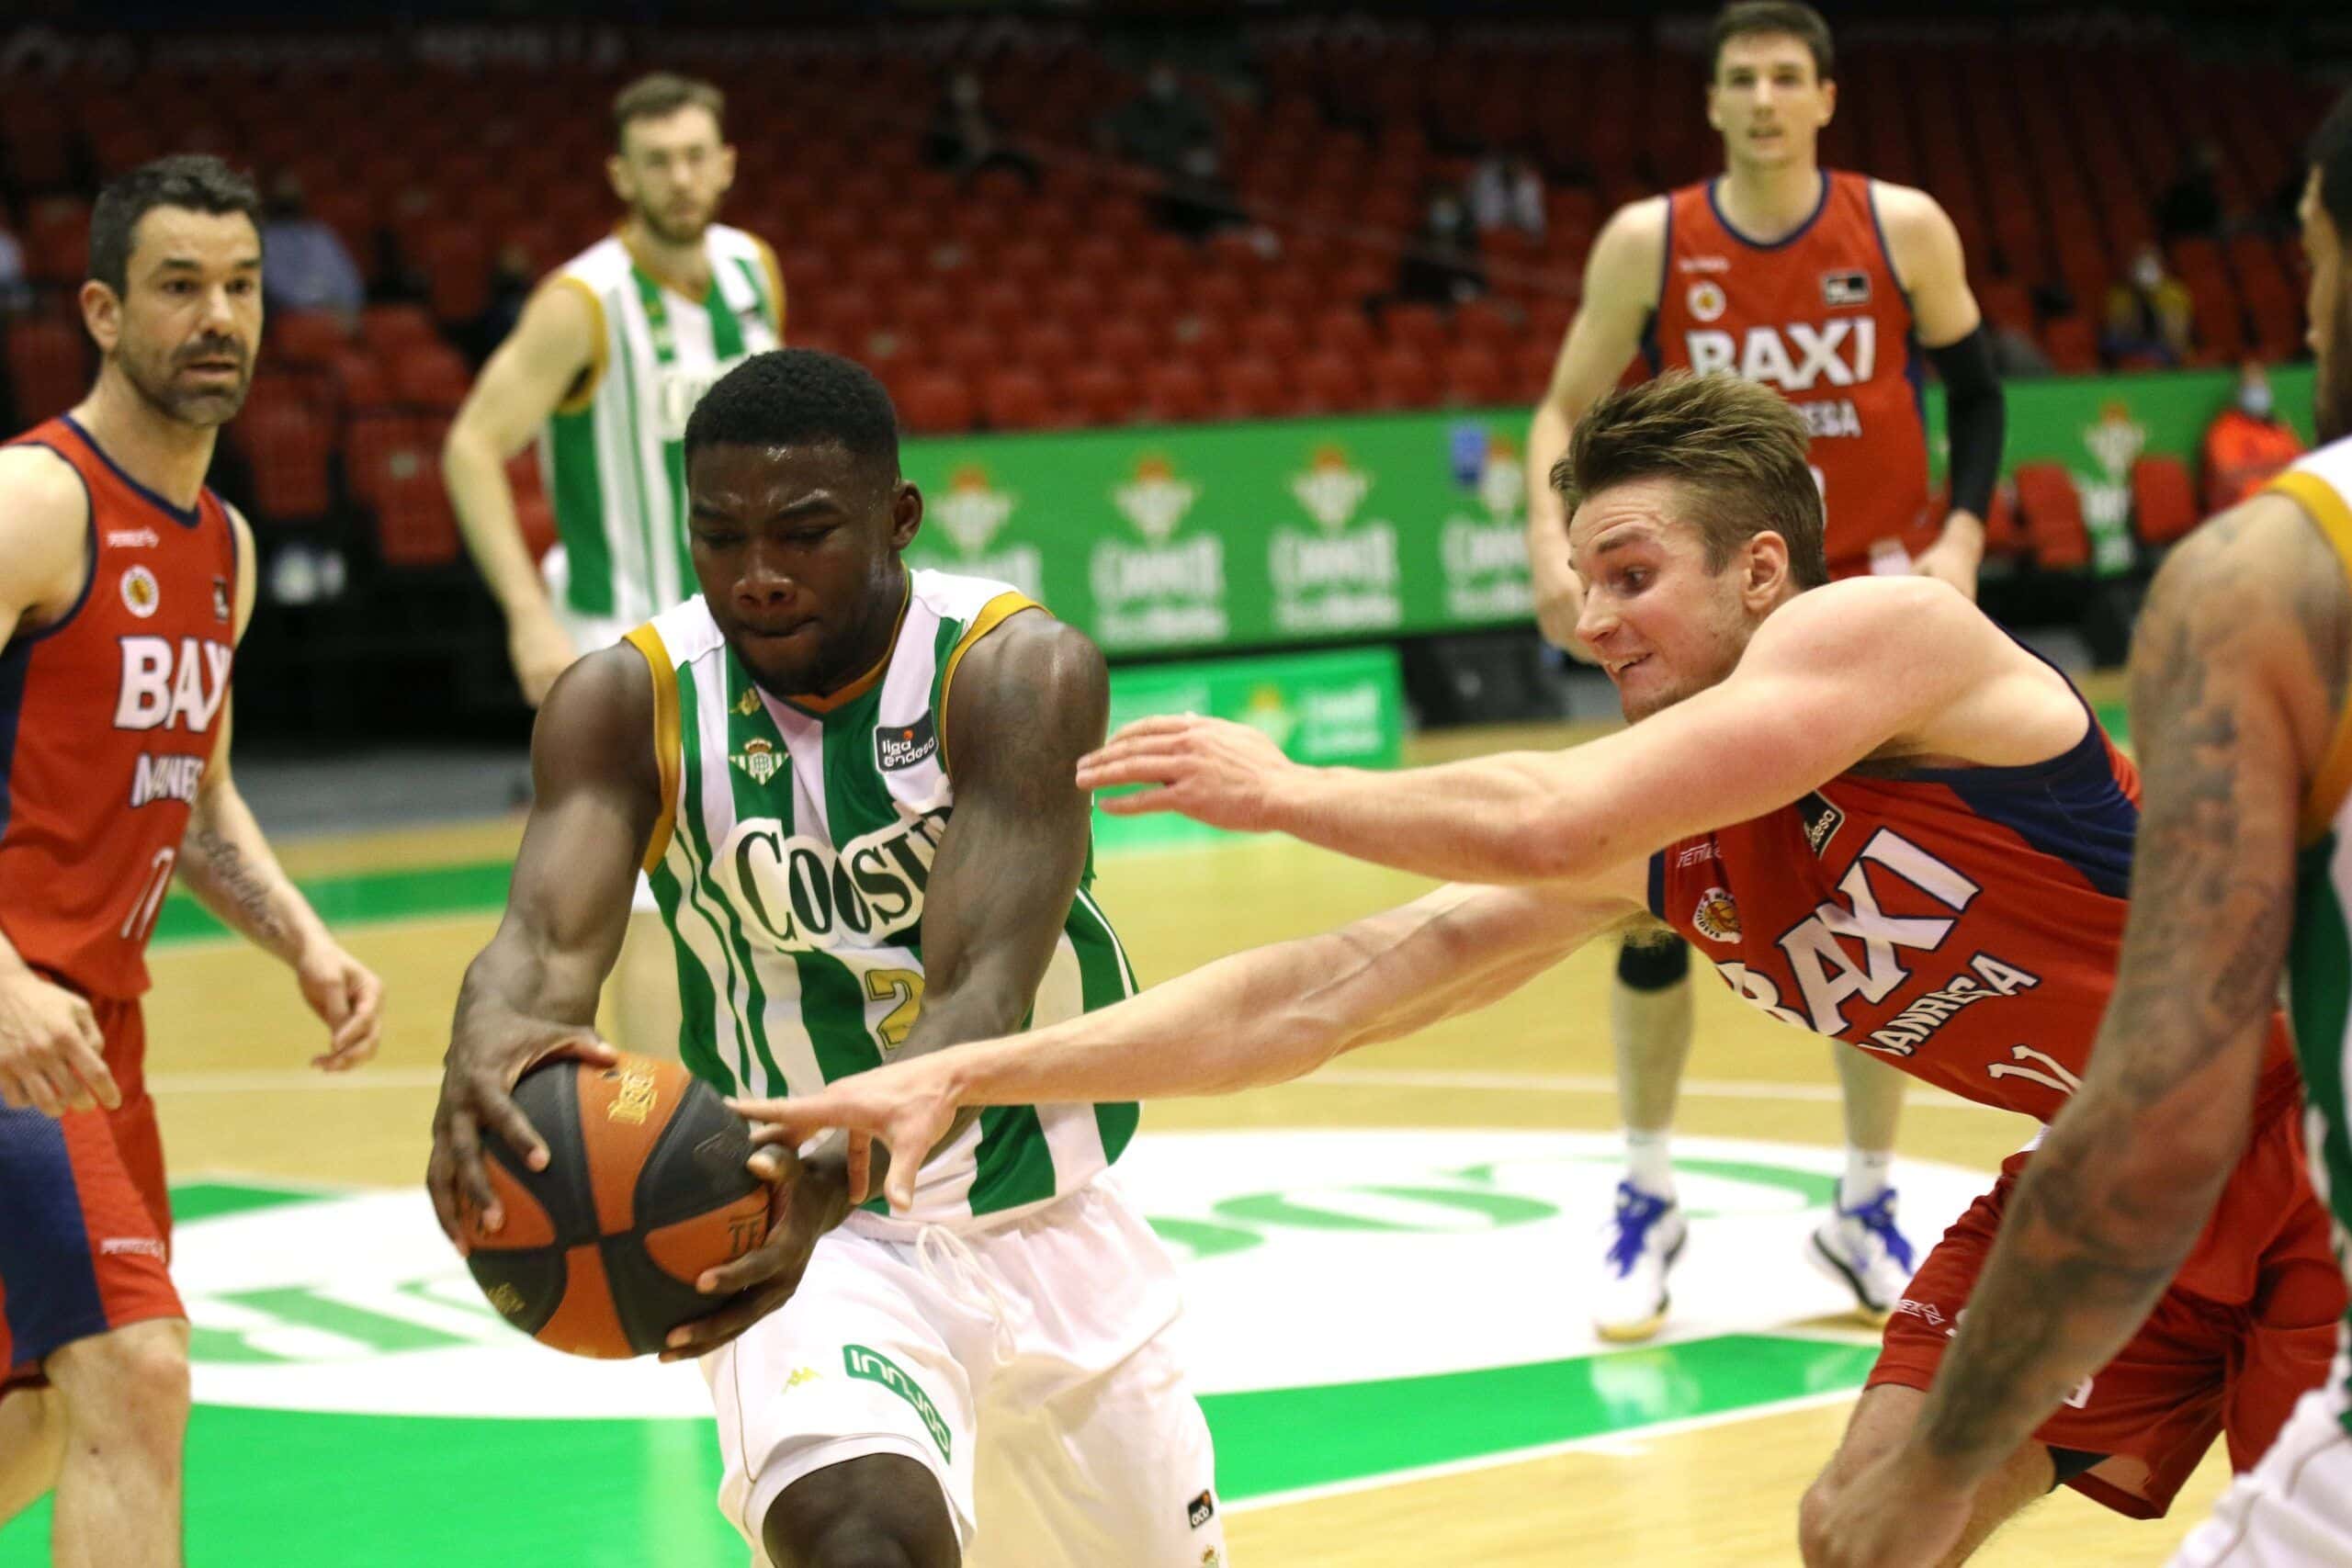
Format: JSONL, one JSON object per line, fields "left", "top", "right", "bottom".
{"left": 1870, "top": 1095, "right": 2344, "bottom": 1518}
{"left": 0, "top": 994, "right": 178, "bottom": 1391}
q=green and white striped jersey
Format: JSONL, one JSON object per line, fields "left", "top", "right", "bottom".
{"left": 537, "top": 224, "right": 786, "bottom": 626}
{"left": 2275, "top": 435, "right": 2352, "bottom": 1427}
{"left": 622, "top": 569, "right": 1141, "bottom": 1225}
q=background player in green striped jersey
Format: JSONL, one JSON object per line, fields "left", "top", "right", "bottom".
{"left": 442, "top": 71, "right": 786, "bottom": 1067}
{"left": 1805, "top": 91, "right": 2352, "bottom": 1568}
{"left": 425, "top": 352, "right": 1220, "bottom": 1568}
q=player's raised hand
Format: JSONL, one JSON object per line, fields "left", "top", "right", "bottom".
{"left": 731, "top": 1057, "right": 962, "bottom": 1214}
{"left": 0, "top": 966, "right": 119, "bottom": 1117}
{"left": 1074, "top": 714, "right": 1298, "bottom": 831}
{"left": 507, "top": 603, "right": 576, "bottom": 707}
{"left": 1798, "top": 1445, "right": 1973, "bottom": 1568}
{"left": 295, "top": 939, "right": 385, "bottom": 1072}
{"left": 427, "top": 1015, "right": 618, "bottom": 1248}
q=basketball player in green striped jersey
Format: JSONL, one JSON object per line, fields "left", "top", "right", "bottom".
{"left": 1804, "top": 91, "right": 2352, "bottom": 1568}
{"left": 443, "top": 71, "right": 786, "bottom": 1059}
{"left": 425, "top": 351, "right": 1224, "bottom": 1568}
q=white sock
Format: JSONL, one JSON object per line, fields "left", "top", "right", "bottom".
{"left": 1626, "top": 1129, "right": 1676, "bottom": 1200}
{"left": 1841, "top": 1149, "right": 1894, "bottom": 1212}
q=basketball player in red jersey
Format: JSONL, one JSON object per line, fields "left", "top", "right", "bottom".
{"left": 0, "top": 156, "right": 383, "bottom": 1567}
{"left": 746, "top": 374, "right": 2335, "bottom": 1561}
{"left": 1522, "top": 0, "right": 2007, "bottom": 1342}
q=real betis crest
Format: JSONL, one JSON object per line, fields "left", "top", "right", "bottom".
{"left": 731, "top": 736, "right": 783, "bottom": 785}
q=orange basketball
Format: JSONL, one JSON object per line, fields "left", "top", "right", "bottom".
{"left": 461, "top": 1054, "right": 771, "bottom": 1359}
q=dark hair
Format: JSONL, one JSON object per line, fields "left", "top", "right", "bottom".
{"left": 1711, "top": 1, "right": 1835, "bottom": 83}
{"left": 88, "top": 154, "right": 261, "bottom": 296}
{"left": 614, "top": 72, "right": 726, "bottom": 151}
{"left": 684, "top": 350, "right": 900, "bottom": 470}
{"left": 1552, "top": 372, "right": 1828, "bottom": 591}
{"left": 2312, "top": 88, "right": 2352, "bottom": 239}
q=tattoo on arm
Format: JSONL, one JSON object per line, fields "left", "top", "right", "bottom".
{"left": 184, "top": 818, "right": 289, "bottom": 949}
{"left": 1913, "top": 501, "right": 2335, "bottom": 1472}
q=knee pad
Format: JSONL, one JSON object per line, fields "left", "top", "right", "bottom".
{"left": 1616, "top": 932, "right": 1690, "bottom": 992}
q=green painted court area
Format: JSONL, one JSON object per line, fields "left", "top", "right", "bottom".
{"left": 0, "top": 1332, "right": 1871, "bottom": 1566}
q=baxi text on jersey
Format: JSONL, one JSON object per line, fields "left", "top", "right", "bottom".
{"left": 113, "top": 636, "right": 232, "bottom": 732}
{"left": 716, "top": 808, "right": 949, "bottom": 953}
{"left": 1683, "top": 318, "right": 1877, "bottom": 394}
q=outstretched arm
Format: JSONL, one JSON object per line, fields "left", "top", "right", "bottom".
{"left": 1881, "top": 185, "right": 2002, "bottom": 600}
{"left": 1080, "top": 578, "right": 1997, "bottom": 886}
{"left": 736, "top": 866, "right": 1648, "bottom": 1211}
{"left": 1804, "top": 491, "right": 2345, "bottom": 1568}
{"left": 425, "top": 644, "right": 650, "bottom": 1241}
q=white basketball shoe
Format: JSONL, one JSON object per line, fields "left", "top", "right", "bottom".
{"left": 1594, "top": 1179, "right": 1688, "bottom": 1343}
{"left": 1808, "top": 1187, "right": 1917, "bottom": 1321}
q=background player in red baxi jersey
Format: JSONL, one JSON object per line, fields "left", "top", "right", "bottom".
{"left": 744, "top": 373, "right": 2336, "bottom": 1562}
{"left": 0, "top": 155, "right": 383, "bottom": 1568}
{"left": 1522, "top": 0, "right": 2008, "bottom": 1344}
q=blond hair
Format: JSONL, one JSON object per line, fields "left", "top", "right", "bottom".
{"left": 1553, "top": 372, "right": 1828, "bottom": 590}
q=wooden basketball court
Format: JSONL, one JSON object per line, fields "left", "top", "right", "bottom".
{"left": 4, "top": 714, "right": 2230, "bottom": 1566}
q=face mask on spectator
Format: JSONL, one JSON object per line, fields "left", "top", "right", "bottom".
{"left": 2241, "top": 381, "right": 2275, "bottom": 419}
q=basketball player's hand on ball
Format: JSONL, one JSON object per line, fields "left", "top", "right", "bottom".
{"left": 508, "top": 605, "right": 576, "bottom": 708}
{"left": 0, "top": 965, "right": 119, "bottom": 1117}
{"left": 1799, "top": 1445, "right": 1973, "bottom": 1567}
{"left": 427, "top": 1017, "right": 620, "bottom": 1248}
{"left": 1076, "top": 715, "right": 1299, "bottom": 832}
{"left": 657, "top": 1139, "right": 853, "bottom": 1363}
{"left": 294, "top": 940, "right": 384, "bottom": 1074}
{"left": 731, "top": 1057, "right": 961, "bottom": 1215}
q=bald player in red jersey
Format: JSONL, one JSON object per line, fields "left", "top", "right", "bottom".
{"left": 1522, "top": 0, "right": 2007, "bottom": 1345}
{"left": 744, "top": 373, "right": 2337, "bottom": 1562}
{"left": 0, "top": 156, "right": 382, "bottom": 1568}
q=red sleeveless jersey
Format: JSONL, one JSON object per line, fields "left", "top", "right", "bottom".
{"left": 1650, "top": 693, "right": 2302, "bottom": 1125}
{"left": 1649, "top": 170, "right": 1937, "bottom": 579}
{"left": 0, "top": 416, "right": 238, "bottom": 1001}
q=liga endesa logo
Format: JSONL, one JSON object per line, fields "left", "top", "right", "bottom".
{"left": 169, "top": 1132, "right": 1990, "bottom": 1430}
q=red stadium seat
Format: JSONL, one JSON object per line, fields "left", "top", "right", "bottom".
{"left": 271, "top": 310, "right": 354, "bottom": 369}
{"left": 2011, "top": 461, "right": 2092, "bottom": 571}
{"left": 1311, "top": 306, "right": 1378, "bottom": 360}
{"left": 1022, "top": 321, "right": 1082, "bottom": 380}
{"left": 978, "top": 367, "right": 1063, "bottom": 432}
{"left": 1383, "top": 301, "right": 1448, "bottom": 357}
{"left": 1238, "top": 310, "right": 1306, "bottom": 363}
{"left": 349, "top": 414, "right": 460, "bottom": 567}
{"left": 330, "top": 348, "right": 391, "bottom": 412}
{"left": 934, "top": 323, "right": 1002, "bottom": 378}
{"left": 2131, "top": 455, "right": 2201, "bottom": 547}
{"left": 1364, "top": 345, "right": 1437, "bottom": 411}
{"left": 5, "top": 316, "right": 90, "bottom": 425}
{"left": 2039, "top": 315, "right": 2099, "bottom": 375}
{"left": 1139, "top": 361, "right": 1213, "bottom": 424}
{"left": 1219, "top": 355, "right": 1289, "bottom": 420}
{"left": 232, "top": 399, "right": 334, "bottom": 522}
{"left": 1059, "top": 363, "right": 1136, "bottom": 427}
{"left": 1453, "top": 298, "right": 1520, "bottom": 352}
{"left": 1440, "top": 344, "right": 1508, "bottom": 407}
{"left": 1091, "top": 316, "right": 1160, "bottom": 371}
{"left": 390, "top": 341, "right": 472, "bottom": 412}
{"left": 895, "top": 370, "right": 974, "bottom": 435}
{"left": 1291, "top": 351, "right": 1365, "bottom": 415}
{"left": 360, "top": 304, "right": 439, "bottom": 358}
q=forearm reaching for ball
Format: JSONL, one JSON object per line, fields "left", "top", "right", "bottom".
{"left": 735, "top": 869, "right": 1648, "bottom": 1211}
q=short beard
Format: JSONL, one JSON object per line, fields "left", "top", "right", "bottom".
{"left": 118, "top": 350, "right": 248, "bottom": 427}
{"left": 635, "top": 201, "right": 710, "bottom": 249}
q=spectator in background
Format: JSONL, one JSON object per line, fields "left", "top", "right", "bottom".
{"left": 1396, "top": 186, "right": 1485, "bottom": 307}
{"left": 258, "top": 173, "right": 363, "bottom": 321}
{"left": 1101, "top": 64, "right": 1237, "bottom": 238}
{"left": 1986, "top": 320, "right": 2053, "bottom": 378}
{"left": 2156, "top": 139, "right": 2225, "bottom": 243}
{"left": 922, "top": 69, "right": 1037, "bottom": 189}
{"left": 0, "top": 219, "right": 29, "bottom": 313}
{"left": 2200, "top": 358, "right": 2305, "bottom": 512}
{"left": 2102, "top": 243, "right": 2194, "bottom": 367}
{"left": 1467, "top": 153, "right": 1546, "bottom": 240}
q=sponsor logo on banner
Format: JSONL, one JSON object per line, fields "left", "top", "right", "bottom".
{"left": 1441, "top": 426, "right": 1535, "bottom": 622}
{"left": 1272, "top": 446, "right": 1400, "bottom": 635}
{"left": 1092, "top": 455, "right": 1227, "bottom": 650}
{"left": 926, "top": 465, "right": 1044, "bottom": 602}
